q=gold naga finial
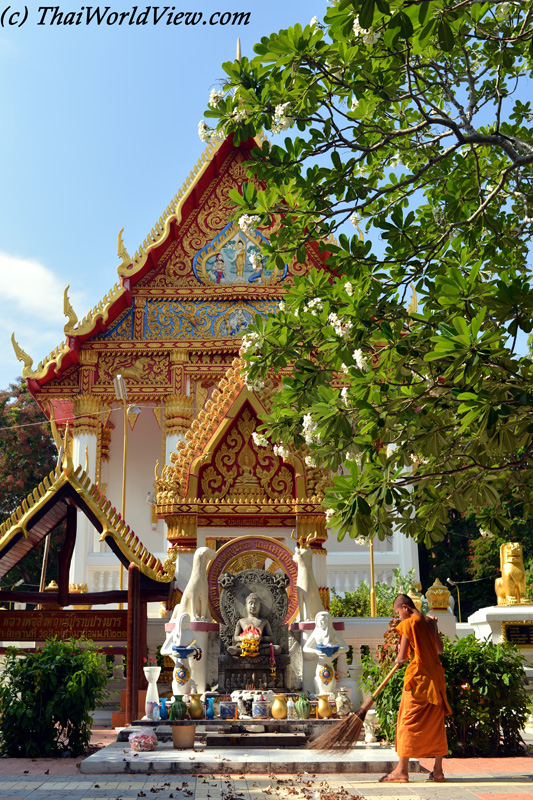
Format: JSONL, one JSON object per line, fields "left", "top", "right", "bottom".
{"left": 47, "top": 401, "right": 74, "bottom": 465}
{"left": 63, "top": 284, "right": 79, "bottom": 335}
{"left": 236, "top": 37, "right": 241, "bottom": 61}
{"left": 11, "top": 333, "right": 34, "bottom": 376}
{"left": 117, "top": 227, "right": 132, "bottom": 276}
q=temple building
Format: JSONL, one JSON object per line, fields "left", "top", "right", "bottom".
{"left": 10, "top": 133, "right": 419, "bottom": 614}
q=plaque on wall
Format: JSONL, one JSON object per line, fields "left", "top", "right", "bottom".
{"left": 0, "top": 610, "right": 127, "bottom": 642}
{"left": 501, "top": 621, "right": 533, "bottom": 647}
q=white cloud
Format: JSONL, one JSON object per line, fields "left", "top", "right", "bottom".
{"left": 0, "top": 251, "right": 66, "bottom": 322}
{"left": 0, "top": 251, "right": 86, "bottom": 389}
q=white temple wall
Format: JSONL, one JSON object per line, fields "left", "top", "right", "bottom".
{"left": 85, "top": 405, "right": 166, "bottom": 594}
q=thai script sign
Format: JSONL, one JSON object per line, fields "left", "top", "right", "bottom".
{"left": 0, "top": 610, "right": 127, "bottom": 642}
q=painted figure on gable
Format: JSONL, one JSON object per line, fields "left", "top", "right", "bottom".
{"left": 194, "top": 222, "right": 287, "bottom": 287}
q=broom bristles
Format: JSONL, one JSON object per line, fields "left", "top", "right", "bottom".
{"left": 308, "top": 696, "right": 375, "bottom": 752}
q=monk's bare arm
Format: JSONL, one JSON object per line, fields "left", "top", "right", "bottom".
{"left": 395, "top": 633, "right": 410, "bottom": 664}
{"left": 427, "top": 615, "right": 444, "bottom": 654}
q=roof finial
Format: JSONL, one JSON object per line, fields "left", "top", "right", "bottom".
{"left": 236, "top": 38, "right": 241, "bottom": 61}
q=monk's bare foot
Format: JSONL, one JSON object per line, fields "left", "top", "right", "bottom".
{"left": 378, "top": 773, "right": 409, "bottom": 783}
{"left": 428, "top": 771, "right": 446, "bottom": 782}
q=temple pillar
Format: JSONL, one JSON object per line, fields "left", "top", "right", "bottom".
{"left": 297, "top": 514, "right": 330, "bottom": 609}
{"left": 164, "top": 393, "right": 193, "bottom": 464}
{"left": 70, "top": 393, "right": 100, "bottom": 588}
{"left": 165, "top": 514, "right": 198, "bottom": 598}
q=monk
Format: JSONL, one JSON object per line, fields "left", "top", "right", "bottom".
{"left": 379, "top": 593, "right": 451, "bottom": 784}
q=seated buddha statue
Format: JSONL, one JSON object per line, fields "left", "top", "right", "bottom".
{"left": 226, "top": 593, "right": 281, "bottom": 657}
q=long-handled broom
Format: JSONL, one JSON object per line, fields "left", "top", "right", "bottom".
{"left": 309, "top": 662, "right": 400, "bottom": 752}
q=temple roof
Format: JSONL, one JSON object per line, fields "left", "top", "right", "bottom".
{"left": 12, "top": 134, "right": 274, "bottom": 389}
{"left": 0, "top": 457, "right": 176, "bottom": 583}
{"left": 156, "top": 357, "right": 331, "bottom": 522}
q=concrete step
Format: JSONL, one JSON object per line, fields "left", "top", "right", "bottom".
{"left": 80, "top": 740, "right": 420, "bottom": 775}
{"left": 205, "top": 731, "right": 307, "bottom": 748}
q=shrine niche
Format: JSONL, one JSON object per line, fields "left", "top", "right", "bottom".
{"left": 155, "top": 359, "right": 332, "bottom": 543}
{"left": 206, "top": 535, "right": 299, "bottom": 624}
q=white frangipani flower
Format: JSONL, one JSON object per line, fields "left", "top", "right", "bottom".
{"left": 353, "top": 348, "right": 369, "bottom": 371}
{"left": 355, "top": 536, "right": 368, "bottom": 546}
{"left": 244, "top": 377, "right": 265, "bottom": 392}
{"left": 272, "top": 102, "right": 294, "bottom": 135}
{"left": 350, "top": 97, "right": 359, "bottom": 111}
{"left": 340, "top": 363, "right": 349, "bottom": 374}
{"left": 350, "top": 211, "right": 361, "bottom": 227}
{"left": 273, "top": 443, "right": 290, "bottom": 459}
{"left": 344, "top": 281, "right": 354, "bottom": 297}
{"left": 310, "top": 15, "right": 319, "bottom": 28}
{"left": 363, "top": 29, "right": 381, "bottom": 44}
{"left": 249, "top": 251, "right": 263, "bottom": 268}
{"left": 479, "top": 527, "right": 494, "bottom": 538}
{"left": 302, "top": 413, "right": 321, "bottom": 445}
{"left": 385, "top": 444, "right": 395, "bottom": 459}
{"left": 341, "top": 386, "right": 349, "bottom": 407}
{"left": 240, "top": 331, "right": 261, "bottom": 354}
{"left": 239, "top": 214, "right": 261, "bottom": 233}
{"left": 305, "top": 454, "right": 317, "bottom": 468}
{"left": 325, "top": 508, "right": 335, "bottom": 522}
{"left": 208, "top": 88, "right": 224, "bottom": 108}
{"left": 252, "top": 431, "right": 269, "bottom": 448}
{"left": 198, "top": 120, "right": 210, "bottom": 143}
{"left": 232, "top": 107, "right": 248, "bottom": 123}
{"left": 278, "top": 301, "right": 286, "bottom": 312}
{"left": 328, "top": 311, "right": 353, "bottom": 339}
{"left": 305, "top": 297, "right": 324, "bottom": 316}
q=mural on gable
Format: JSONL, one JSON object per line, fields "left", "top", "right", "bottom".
{"left": 193, "top": 222, "right": 287, "bottom": 287}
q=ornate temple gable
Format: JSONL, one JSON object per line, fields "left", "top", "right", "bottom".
{"left": 155, "top": 358, "right": 331, "bottom": 528}
{"left": 0, "top": 459, "right": 175, "bottom": 583}
{"left": 16, "top": 133, "right": 330, "bottom": 417}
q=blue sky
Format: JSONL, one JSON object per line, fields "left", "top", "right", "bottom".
{"left": 0, "top": 0, "right": 315, "bottom": 389}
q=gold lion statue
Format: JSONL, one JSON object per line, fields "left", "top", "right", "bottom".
{"left": 495, "top": 542, "right": 531, "bottom": 605}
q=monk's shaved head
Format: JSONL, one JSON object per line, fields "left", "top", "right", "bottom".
{"left": 393, "top": 593, "right": 416, "bottom": 609}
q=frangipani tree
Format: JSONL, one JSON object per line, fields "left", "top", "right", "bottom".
{"left": 202, "top": 0, "right": 533, "bottom": 548}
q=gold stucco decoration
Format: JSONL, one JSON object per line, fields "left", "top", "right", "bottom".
{"left": 63, "top": 285, "right": 79, "bottom": 335}
{"left": 495, "top": 542, "right": 533, "bottom": 605}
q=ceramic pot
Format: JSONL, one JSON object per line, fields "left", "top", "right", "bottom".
{"left": 271, "top": 694, "right": 288, "bottom": 720}
{"left": 317, "top": 694, "right": 333, "bottom": 719}
{"left": 335, "top": 689, "right": 351, "bottom": 717}
{"left": 160, "top": 698, "right": 169, "bottom": 721}
{"left": 169, "top": 695, "right": 188, "bottom": 721}
{"left": 219, "top": 701, "right": 238, "bottom": 720}
{"left": 252, "top": 701, "right": 269, "bottom": 719}
{"left": 205, "top": 697, "right": 216, "bottom": 720}
{"left": 172, "top": 725, "right": 196, "bottom": 749}
{"left": 188, "top": 692, "right": 205, "bottom": 720}
{"left": 295, "top": 694, "right": 311, "bottom": 720}
{"left": 143, "top": 666, "right": 161, "bottom": 720}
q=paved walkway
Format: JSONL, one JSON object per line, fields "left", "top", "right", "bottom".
{"left": 0, "top": 728, "right": 531, "bottom": 800}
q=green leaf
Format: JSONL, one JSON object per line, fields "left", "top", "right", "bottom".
{"left": 437, "top": 19, "right": 455, "bottom": 52}
{"left": 359, "top": 0, "right": 376, "bottom": 30}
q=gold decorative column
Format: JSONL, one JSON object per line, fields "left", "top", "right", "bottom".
{"left": 133, "top": 296, "right": 147, "bottom": 340}
{"left": 78, "top": 350, "right": 99, "bottom": 394}
{"left": 164, "top": 394, "right": 194, "bottom": 437}
{"left": 72, "top": 394, "right": 101, "bottom": 438}
{"left": 165, "top": 514, "right": 198, "bottom": 553}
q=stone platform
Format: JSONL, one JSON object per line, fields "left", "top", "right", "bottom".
{"left": 81, "top": 723, "right": 420, "bottom": 775}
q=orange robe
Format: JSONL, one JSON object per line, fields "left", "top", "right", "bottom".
{"left": 395, "top": 615, "right": 451, "bottom": 759}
